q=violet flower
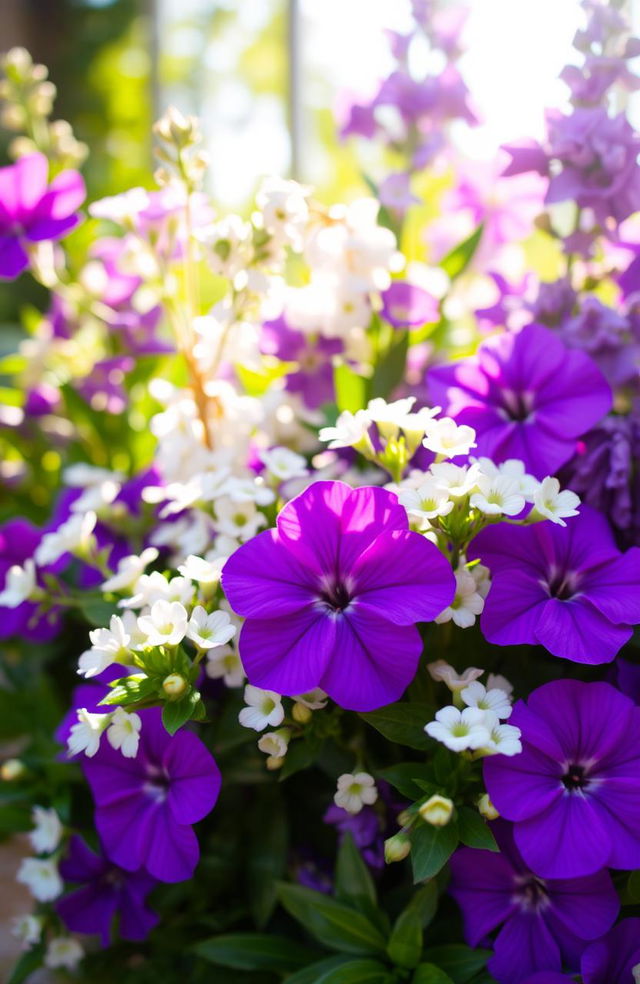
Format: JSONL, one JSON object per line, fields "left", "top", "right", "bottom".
{"left": 0, "top": 152, "right": 85, "bottom": 279}
{"left": 449, "top": 820, "right": 619, "bottom": 984}
{"left": 380, "top": 281, "right": 438, "bottom": 328}
{"left": 56, "top": 835, "right": 159, "bottom": 946}
{"left": 484, "top": 679, "right": 640, "bottom": 878}
{"left": 222, "top": 481, "right": 455, "bottom": 711}
{"left": 428, "top": 323, "right": 612, "bottom": 478}
{"left": 0, "top": 518, "right": 61, "bottom": 642}
{"left": 260, "top": 315, "right": 342, "bottom": 408}
{"left": 580, "top": 918, "right": 640, "bottom": 984}
{"left": 83, "top": 708, "right": 221, "bottom": 882}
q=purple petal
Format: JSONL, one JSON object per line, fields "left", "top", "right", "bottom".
{"left": 56, "top": 883, "right": 118, "bottom": 947}
{"left": 59, "top": 835, "right": 107, "bottom": 881}
{"left": 580, "top": 546, "right": 640, "bottom": 625}
{"left": 337, "top": 486, "right": 408, "bottom": 572}
{"left": 581, "top": 918, "right": 640, "bottom": 984}
{"left": 484, "top": 742, "right": 563, "bottom": 822}
{"left": 352, "top": 529, "right": 455, "bottom": 624}
{"left": 0, "top": 235, "right": 29, "bottom": 279}
{"left": 36, "top": 168, "right": 86, "bottom": 220}
{"left": 165, "top": 731, "right": 221, "bottom": 824}
{"left": 319, "top": 610, "right": 422, "bottom": 711}
{"left": 478, "top": 570, "right": 548, "bottom": 646}
{"left": 25, "top": 213, "right": 80, "bottom": 242}
{"left": 238, "top": 607, "right": 334, "bottom": 695}
{"left": 490, "top": 911, "right": 561, "bottom": 984}
{"left": 222, "top": 529, "right": 318, "bottom": 618}
{"left": 589, "top": 774, "right": 640, "bottom": 871}
{"left": 448, "top": 846, "right": 517, "bottom": 946}
{"left": 94, "top": 793, "right": 151, "bottom": 872}
{"left": 547, "top": 871, "right": 619, "bottom": 942}
{"left": 118, "top": 883, "right": 160, "bottom": 942}
{"left": 140, "top": 803, "right": 200, "bottom": 882}
{"left": 514, "top": 794, "right": 611, "bottom": 878}
{"left": 534, "top": 597, "right": 630, "bottom": 664}
{"left": 276, "top": 481, "right": 351, "bottom": 576}
{"left": 0, "top": 153, "right": 48, "bottom": 222}
{"left": 534, "top": 346, "right": 612, "bottom": 438}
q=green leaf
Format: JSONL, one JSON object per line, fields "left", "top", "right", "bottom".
{"left": 7, "top": 944, "right": 45, "bottom": 984}
{"left": 162, "top": 689, "right": 200, "bottom": 735}
{"left": 318, "top": 958, "right": 391, "bottom": 983}
{"left": 421, "top": 946, "right": 492, "bottom": 984}
{"left": 334, "top": 833, "right": 377, "bottom": 910}
{"left": 412, "top": 964, "right": 454, "bottom": 984}
{"left": 403, "top": 881, "right": 439, "bottom": 929}
{"left": 360, "top": 702, "right": 434, "bottom": 751}
{"left": 277, "top": 883, "right": 387, "bottom": 956}
{"left": 440, "top": 225, "right": 484, "bottom": 281}
{"left": 280, "top": 735, "right": 323, "bottom": 779}
{"left": 411, "top": 821, "right": 459, "bottom": 883}
{"left": 334, "top": 362, "right": 367, "bottom": 414}
{"left": 387, "top": 907, "right": 422, "bottom": 970}
{"left": 627, "top": 868, "right": 640, "bottom": 903}
{"left": 79, "top": 597, "right": 116, "bottom": 626}
{"left": 285, "top": 956, "right": 353, "bottom": 984}
{"left": 247, "top": 786, "right": 289, "bottom": 927}
{"left": 194, "top": 933, "right": 314, "bottom": 973}
{"left": 376, "top": 763, "right": 436, "bottom": 800}
{"left": 457, "top": 808, "right": 498, "bottom": 853}
{"left": 99, "top": 674, "right": 158, "bottom": 707}
{"left": 369, "top": 330, "right": 408, "bottom": 400}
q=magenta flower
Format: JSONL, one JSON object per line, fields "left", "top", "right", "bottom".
{"left": 468, "top": 506, "right": 640, "bottom": 664}
{"left": 260, "top": 315, "right": 342, "bottom": 408}
{"left": 484, "top": 680, "right": 640, "bottom": 879}
{"left": 428, "top": 323, "right": 612, "bottom": 478}
{"left": 0, "top": 153, "right": 85, "bottom": 279}
{"left": 580, "top": 918, "right": 640, "bottom": 984}
{"left": 380, "top": 281, "right": 438, "bottom": 328}
{"left": 56, "top": 835, "right": 158, "bottom": 946}
{"left": 82, "top": 708, "right": 221, "bottom": 883}
{"left": 449, "top": 820, "right": 619, "bottom": 984}
{"left": 222, "top": 481, "right": 455, "bottom": 711}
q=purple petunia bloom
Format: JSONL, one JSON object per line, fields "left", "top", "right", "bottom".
{"left": 580, "top": 918, "right": 640, "bottom": 984}
{"left": 380, "top": 281, "right": 438, "bottom": 328}
{"left": 260, "top": 315, "right": 342, "bottom": 409}
{"left": 0, "top": 153, "right": 85, "bottom": 279}
{"left": 0, "top": 518, "right": 61, "bottom": 642}
{"left": 468, "top": 505, "right": 640, "bottom": 664}
{"left": 428, "top": 323, "right": 612, "bottom": 478}
{"left": 557, "top": 295, "right": 640, "bottom": 389}
{"left": 449, "top": 820, "right": 619, "bottom": 984}
{"left": 222, "top": 481, "right": 455, "bottom": 711}
{"left": 484, "top": 679, "right": 640, "bottom": 879}
{"left": 56, "top": 835, "right": 159, "bottom": 945}
{"left": 82, "top": 708, "right": 221, "bottom": 883}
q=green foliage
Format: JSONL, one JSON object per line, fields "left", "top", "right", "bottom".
{"left": 439, "top": 226, "right": 484, "bottom": 281}
{"left": 360, "top": 702, "right": 434, "bottom": 751}
{"left": 276, "top": 883, "right": 388, "bottom": 957}
{"left": 411, "top": 821, "right": 460, "bottom": 883}
{"left": 193, "top": 933, "right": 316, "bottom": 973}
{"left": 420, "top": 946, "right": 492, "bottom": 984}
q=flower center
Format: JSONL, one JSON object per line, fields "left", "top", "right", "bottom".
{"left": 144, "top": 765, "right": 170, "bottom": 801}
{"left": 514, "top": 873, "right": 550, "bottom": 913}
{"left": 318, "top": 577, "right": 353, "bottom": 612}
{"left": 501, "top": 388, "right": 534, "bottom": 423}
{"left": 562, "top": 762, "right": 590, "bottom": 792}
{"left": 546, "top": 568, "right": 580, "bottom": 600}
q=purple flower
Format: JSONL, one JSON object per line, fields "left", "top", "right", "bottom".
{"left": 380, "top": 281, "right": 438, "bottom": 328}
{"left": 581, "top": 918, "right": 640, "bottom": 984}
{"left": 529, "top": 278, "right": 577, "bottom": 328}
{"left": 449, "top": 820, "right": 619, "bottom": 984}
{"left": 428, "top": 323, "right": 612, "bottom": 478}
{"left": 0, "top": 153, "right": 85, "bottom": 279}
{"left": 221, "top": 481, "right": 455, "bottom": 711}
{"left": 260, "top": 315, "right": 342, "bottom": 408}
{"left": 82, "top": 708, "right": 221, "bottom": 882}
{"left": 0, "top": 518, "right": 61, "bottom": 642}
{"left": 521, "top": 975, "right": 572, "bottom": 984}
{"left": 610, "top": 656, "right": 640, "bottom": 704}
{"left": 469, "top": 505, "right": 640, "bottom": 664}
{"left": 484, "top": 679, "right": 640, "bottom": 878}
{"left": 76, "top": 355, "right": 135, "bottom": 415}
{"left": 378, "top": 174, "right": 420, "bottom": 216}
{"left": 56, "top": 835, "right": 159, "bottom": 945}
{"left": 558, "top": 295, "right": 640, "bottom": 389}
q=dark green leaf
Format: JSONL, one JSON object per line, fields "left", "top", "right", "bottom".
{"left": 334, "top": 363, "right": 367, "bottom": 414}
{"left": 194, "top": 933, "right": 313, "bottom": 973}
{"left": 334, "top": 833, "right": 377, "bottom": 910}
{"left": 280, "top": 735, "right": 323, "bottom": 779}
{"left": 318, "top": 958, "right": 391, "bottom": 983}
{"left": 284, "top": 956, "right": 353, "bottom": 984}
{"left": 411, "top": 821, "right": 459, "bottom": 883}
{"left": 360, "top": 703, "right": 434, "bottom": 751}
{"left": 403, "top": 881, "right": 439, "bottom": 929}
{"left": 440, "top": 225, "right": 484, "bottom": 280}
{"left": 277, "top": 883, "right": 387, "bottom": 956}
{"left": 162, "top": 690, "right": 200, "bottom": 735}
{"left": 627, "top": 869, "right": 640, "bottom": 903}
{"left": 421, "top": 946, "right": 492, "bottom": 984}
{"left": 376, "top": 763, "right": 436, "bottom": 800}
{"left": 457, "top": 809, "right": 498, "bottom": 853}
{"left": 412, "top": 964, "right": 454, "bottom": 984}
{"left": 247, "top": 786, "right": 289, "bottom": 927}
{"left": 387, "top": 907, "right": 422, "bottom": 970}
{"left": 7, "top": 944, "right": 45, "bottom": 984}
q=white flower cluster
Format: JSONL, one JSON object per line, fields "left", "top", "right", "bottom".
{"left": 425, "top": 673, "right": 522, "bottom": 758}
{"left": 237, "top": 685, "right": 328, "bottom": 769}
{"left": 435, "top": 558, "right": 490, "bottom": 629}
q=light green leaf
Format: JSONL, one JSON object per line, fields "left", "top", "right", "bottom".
{"left": 277, "top": 882, "right": 387, "bottom": 956}
{"left": 411, "top": 821, "right": 459, "bottom": 883}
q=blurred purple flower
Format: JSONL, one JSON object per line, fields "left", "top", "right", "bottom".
{"left": 260, "top": 315, "right": 342, "bottom": 408}
{"left": 484, "top": 679, "right": 640, "bottom": 879}
{"left": 529, "top": 278, "right": 577, "bottom": 328}
{"left": 581, "top": 918, "right": 640, "bottom": 984}
{"left": 76, "top": 355, "right": 134, "bottom": 414}
{"left": 378, "top": 173, "right": 420, "bottom": 216}
{"left": 0, "top": 518, "right": 61, "bottom": 643}
{"left": 222, "top": 481, "right": 455, "bottom": 711}
{"left": 558, "top": 295, "right": 640, "bottom": 388}
{"left": 0, "top": 153, "right": 85, "bottom": 279}
{"left": 380, "top": 281, "right": 438, "bottom": 328}
{"left": 57, "top": 835, "right": 159, "bottom": 945}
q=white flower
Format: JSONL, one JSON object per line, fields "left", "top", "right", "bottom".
{"left": 63, "top": 464, "right": 125, "bottom": 488}
{"left": 461, "top": 681, "right": 512, "bottom": 720}
{"left": 367, "top": 396, "right": 416, "bottom": 440}
{"left": 319, "top": 409, "right": 371, "bottom": 450}
{"left": 427, "top": 660, "right": 484, "bottom": 692}
{"left": 214, "top": 498, "right": 266, "bottom": 541}
{"left": 293, "top": 688, "right": 328, "bottom": 710}
{"left": 78, "top": 614, "right": 131, "bottom": 678}
{"left": 471, "top": 561, "right": 491, "bottom": 599}
{"left": 334, "top": 772, "right": 378, "bottom": 814}
{"left": 44, "top": 937, "right": 84, "bottom": 970}
{"left": 480, "top": 714, "right": 522, "bottom": 756}
{"left": 470, "top": 474, "right": 525, "bottom": 516}
{"left": 29, "top": 806, "right": 62, "bottom": 855}
{"left": 238, "top": 685, "right": 284, "bottom": 731}
{"left": 425, "top": 706, "right": 492, "bottom": 752}
{"left": 119, "top": 571, "right": 194, "bottom": 610}
{"left": 196, "top": 214, "right": 252, "bottom": 276}
{"left": 633, "top": 963, "right": 640, "bottom": 984}
{"left": 35, "top": 511, "right": 97, "bottom": 566}
{"left": 435, "top": 568, "right": 485, "bottom": 629}
{"left": 257, "top": 728, "right": 290, "bottom": 757}
{"left": 17, "top": 857, "right": 63, "bottom": 902}
{"left": 187, "top": 606, "right": 237, "bottom": 649}
{"left": 487, "top": 673, "right": 513, "bottom": 696}
{"left": 101, "top": 548, "right": 159, "bottom": 593}
{"left": 398, "top": 480, "right": 453, "bottom": 525}
{"left": 67, "top": 708, "right": 110, "bottom": 758}
{"left": 178, "top": 554, "right": 225, "bottom": 585}
{"left": 89, "top": 186, "right": 149, "bottom": 222}
{"left": 0, "top": 559, "right": 36, "bottom": 608}
{"left": 106, "top": 708, "right": 142, "bottom": 758}
{"left": 70, "top": 479, "right": 121, "bottom": 514}
{"left": 533, "top": 477, "right": 581, "bottom": 526}
{"left": 137, "top": 600, "right": 188, "bottom": 646}
{"left": 11, "top": 914, "right": 42, "bottom": 948}
{"left": 205, "top": 645, "right": 245, "bottom": 687}
{"left": 430, "top": 461, "right": 481, "bottom": 497}
{"left": 259, "top": 446, "right": 308, "bottom": 482}
{"left": 473, "top": 457, "right": 539, "bottom": 499}
{"left": 423, "top": 417, "right": 477, "bottom": 458}
{"left": 256, "top": 176, "right": 310, "bottom": 248}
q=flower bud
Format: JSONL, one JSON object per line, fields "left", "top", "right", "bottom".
{"left": 477, "top": 793, "right": 499, "bottom": 821}
{"left": 384, "top": 833, "right": 411, "bottom": 863}
{"left": 418, "top": 794, "right": 454, "bottom": 827}
{"left": 396, "top": 809, "right": 413, "bottom": 827}
{"left": 292, "top": 701, "right": 312, "bottom": 724}
{"left": 266, "top": 755, "right": 285, "bottom": 771}
{"left": 162, "top": 673, "right": 188, "bottom": 699}
{"left": 1, "top": 758, "right": 26, "bottom": 781}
